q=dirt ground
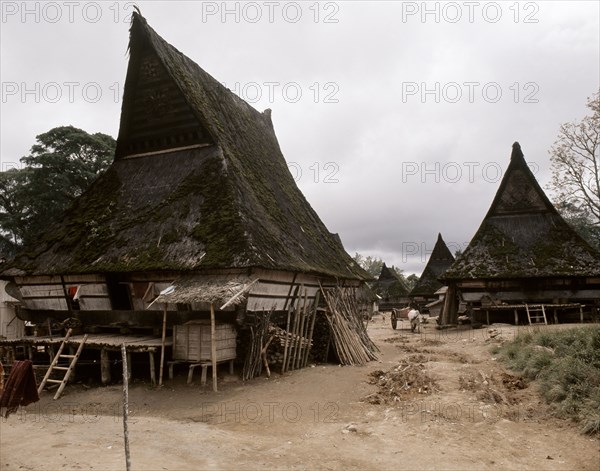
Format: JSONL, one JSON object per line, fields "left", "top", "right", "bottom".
{"left": 1, "top": 319, "right": 599, "bottom": 470}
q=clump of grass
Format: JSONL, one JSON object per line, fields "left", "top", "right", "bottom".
{"left": 496, "top": 326, "right": 600, "bottom": 435}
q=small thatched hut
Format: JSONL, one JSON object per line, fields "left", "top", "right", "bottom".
{"left": 440, "top": 142, "right": 600, "bottom": 325}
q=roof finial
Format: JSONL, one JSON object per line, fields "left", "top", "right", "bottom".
{"left": 511, "top": 141, "right": 524, "bottom": 161}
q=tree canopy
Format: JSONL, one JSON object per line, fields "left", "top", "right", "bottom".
{"left": 548, "top": 91, "right": 600, "bottom": 250}
{"left": 0, "top": 126, "right": 115, "bottom": 257}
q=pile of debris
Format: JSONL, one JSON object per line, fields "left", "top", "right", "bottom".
{"left": 363, "top": 359, "right": 439, "bottom": 404}
{"left": 459, "top": 370, "right": 526, "bottom": 404}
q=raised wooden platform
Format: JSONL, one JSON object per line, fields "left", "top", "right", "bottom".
{"left": 0, "top": 334, "right": 174, "bottom": 387}
{"left": 0, "top": 334, "right": 173, "bottom": 352}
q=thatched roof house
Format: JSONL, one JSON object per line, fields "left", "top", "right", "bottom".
{"left": 1, "top": 12, "right": 367, "bottom": 326}
{"left": 375, "top": 263, "right": 410, "bottom": 311}
{"left": 440, "top": 142, "right": 600, "bottom": 324}
{"left": 410, "top": 233, "right": 454, "bottom": 303}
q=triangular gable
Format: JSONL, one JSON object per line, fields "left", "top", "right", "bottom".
{"left": 115, "top": 24, "right": 214, "bottom": 158}
{"left": 410, "top": 233, "right": 455, "bottom": 296}
{"left": 485, "top": 143, "right": 555, "bottom": 217}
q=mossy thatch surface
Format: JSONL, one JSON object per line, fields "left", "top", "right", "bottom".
{"left": 443, "top": 143, "right": 600, "bottom": 280}
{"left": 375, "top": 263, "right": 410, "bottom": 299}
{"left": 3, "top": 13, "right": 367, "bottom": 281}
{"left": 410, "top": 233, "right": 454, "bottom": 296}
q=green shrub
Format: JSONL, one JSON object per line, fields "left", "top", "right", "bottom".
{"left": 496, "top": 326, "right": 600, "bottom": 435}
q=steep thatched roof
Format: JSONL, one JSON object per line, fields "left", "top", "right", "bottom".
{"left": 3, "top": 13, "right": 367, "bottom": 281}
{"left": 443, "top": 142, "right": 600, "bottom": 281}
{"left": 410, "top": 233, "right": 454, "bottom": 296}
{"left": 376, "top": 263, "right": 409, "bottom": 298}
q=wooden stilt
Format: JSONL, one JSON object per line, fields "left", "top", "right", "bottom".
{"left": 580, "top": 306, "right": 584, "bottom": 323}
{"left": 126, "top": 351, "right": 132, "bottom": 382}
{"left": 486, "top": 309, "right": 490, "bottom": 325}
{"left": 281, "top": 304, "right": 293, "bottom": 374}
{"left": 514, "top": 309, "right": 518, "bottom": 325}
{"left": 210, "top": 302, "right": 218, "bottom": 392}
{"left": 47, "top": 346, "right": 55, "bottom": 364}
{"left": 149, "top": 351, "right": 156, "bottom": 386}
{"left": 159, "top": 303, "right": 168, "bottom": 386}
{"left": 101, "top": 348, "right": 111, "bottom": 384}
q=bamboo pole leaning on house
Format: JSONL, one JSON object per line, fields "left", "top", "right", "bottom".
{"left": 302, "top": 290, "right": 319, "bottom": 368}
{"left": 281, "top": 303, "right": 293, "bottom": 374}
{"left": 319, "top": 284, "right": 378, "bottom": 366}
{"left": 295, "top": 288, "right": 308, "bottom": 370}
{"left": 121, "top": 344, "right": 131, "bottom": 471}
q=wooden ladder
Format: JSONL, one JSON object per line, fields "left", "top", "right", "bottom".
{"left": 38, "top": 328, "right": 88, "bottom": 400}
{"left": 525, "top": 304, "right": 547, "bottom": 325}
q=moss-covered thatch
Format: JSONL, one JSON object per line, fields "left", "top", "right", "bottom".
{"left": 375, "top": 263, "right": 409, "bottom": 300}
{"left": 443, "top": 143, "right": 600, "bottom": 280}
{"left": 410, "top": 233, "right": 454, "bottom": 296}
{"left": 3, "top": 13, "right": 367, "bottom": 281}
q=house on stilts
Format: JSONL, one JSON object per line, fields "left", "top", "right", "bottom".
{"left": 409, "top": 233, "right": 455, "bottom": 316}
{"left": 440, "top": 142, "right": 600, "bottom": 326}
{"left": 0, "top": 13, "right": 370, "bottom": 390}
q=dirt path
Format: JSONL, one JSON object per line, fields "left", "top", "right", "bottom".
{"left": 1, "top": 320, "right": 599, "bottom": 470}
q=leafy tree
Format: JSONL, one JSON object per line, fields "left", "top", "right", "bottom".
{"left": 0, "top": 126, "right": 115, "bottom": 256}
{"left": 405, "top": 273, "right": 419, "bottom": 291}
{"left": 353, "top": 253, "right": 385, "bottom": 278}
{"left": 548, "top": 91, "right": 600, "bottom": 250}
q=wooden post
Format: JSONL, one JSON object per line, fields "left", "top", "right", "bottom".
{"left": 126, "top": 351, "right": 132, "bottom": 382}
{"left": 281, "top": 304, "right": 293, "bottom": 374}
{"left": 553, "top": 309, "right": 558, "bottom": 325}
{"left": 486, "top": 309, "right": 490, "bottom": 326}
{"left": 101, "top": 348, "right": 111, "bottom": 384}
{"left": 159, "top": 303, "right": 168, "bottom": 386}
{"left": 514, "top": 309, "right": 518, "bottom": 325}
{"left": 210, "top": 302, "right": 218, "bottom": 392}
{"left": 149, "top": 351, "right": 156, "bottom": 386}
{"left": 47, "top": 318, "right": 53, "bottom": 340}
{"left": 121, "top": 344, "right": 131, "bottom": 471}
{"left": 580, "top": 306, "right": 584, "bottom": 323}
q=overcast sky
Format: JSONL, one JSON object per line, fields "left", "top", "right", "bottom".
{"left": 1, "top": 1, "right": 599, "bottom": 275}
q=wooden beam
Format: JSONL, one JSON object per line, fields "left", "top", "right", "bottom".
{"left": 149, "top": 351, "right": 156, "bottom": 386}
{"left": 101, "top": 348, "right": 111, "bottom": 384}
{"left": 159, "top": 303, "right": 168, "bottom": 386}
{"left": 210, "top": 302, "right": 218, "bottom": 392}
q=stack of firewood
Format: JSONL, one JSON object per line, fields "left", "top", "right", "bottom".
{"left": 266, "top": 325, "right": 313, "bottom": 368}
{"left": 242, "top": 310, "right": 272, "bottom": 381}
{"left": 321, "top": 285, "right": 379, "bottom": 365}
